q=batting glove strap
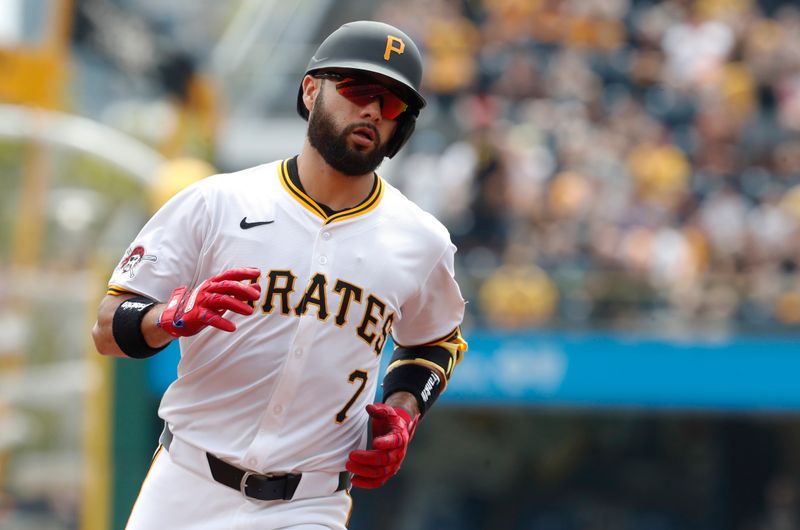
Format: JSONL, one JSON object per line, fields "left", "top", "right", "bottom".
{"left": 158, "top": 285, "right": 196, "bottom": 337}
{"left": 158, "top": 267, "right": 262, "bottom": 338}
{"left": 346, "top": 403, "right": 419, "bottom": 489}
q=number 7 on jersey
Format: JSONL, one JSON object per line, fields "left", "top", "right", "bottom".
{"left": 335, "top": 370, "right": 368, "bottom": 423}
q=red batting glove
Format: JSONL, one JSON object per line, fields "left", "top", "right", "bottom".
{"left": 346, "top": 403, "right": 419, "bottom": 489}
{"left": 158, "top": 267, "right": 261, "bottom": 337}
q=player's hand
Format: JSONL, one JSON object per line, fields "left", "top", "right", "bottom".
{"left": 346, "top": 403, "right": 419, "bottom": 489}
{"left": 158, "top": 267, "right": 261, "bottom": 337}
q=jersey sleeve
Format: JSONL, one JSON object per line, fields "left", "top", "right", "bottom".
{"left": 107, "top": 183, "right": 208, "bottom": 301}
{"left": 391, "top": 241, "right": 466, "bottom": 348}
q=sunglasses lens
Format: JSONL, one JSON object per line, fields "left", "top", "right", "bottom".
{"left": 335, "top": 79, "right": 409, "bottom": 120}
{"left": 381, "top": 95, "right": 408, "bottom": 120}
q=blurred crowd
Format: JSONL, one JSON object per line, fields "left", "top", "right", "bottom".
{"left": 58, "top": 0, "right": 800, "bottom": 333}
{"left": 374, "top": 0, "right": 800, "bottom": 333}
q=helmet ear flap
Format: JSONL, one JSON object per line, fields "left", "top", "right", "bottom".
{"left": 386, "top": 112, "right": 417, "bottom": 159}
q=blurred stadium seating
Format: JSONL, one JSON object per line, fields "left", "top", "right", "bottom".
{"left": 373, "top": 0, "right": 800, "bottom": 335}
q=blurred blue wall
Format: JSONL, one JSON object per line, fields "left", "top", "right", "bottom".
{"left": 147, "top": 331, "right": 800, "bottom": 413}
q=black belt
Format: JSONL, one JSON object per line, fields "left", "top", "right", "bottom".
{"left": 160, "top": 424, "right": 350, "bottom": 501}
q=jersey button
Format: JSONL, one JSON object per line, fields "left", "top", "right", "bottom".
{"left": 294, "top": 348, "right": 303, "bottom": 358}
{"left": 322, "top": 232, "right": 331, "bottom": 240}
{"left": 319, "top": 256, "right": 328, "bottom": 265}
{"left": 274, "top": 404, "right": 283, "bottom": 414}
{"left": 247, "top": 458, "right": 257, "bottom": 468}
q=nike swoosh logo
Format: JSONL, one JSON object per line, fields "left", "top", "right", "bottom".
{"left": 240, "top": 217, "right": 274, "bottom": 229}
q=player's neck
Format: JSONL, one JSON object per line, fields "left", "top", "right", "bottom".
{"left": 296, "top": 146, "right": 377, "bottom": 212}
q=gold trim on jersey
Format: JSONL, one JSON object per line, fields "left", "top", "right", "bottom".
{"left": 395, "top": 326, "right": 468, "bottom": 365}
{"left": 429, "top": 326, "right": 468, "bottom": 366}
{"left": 127, "top": 445, "right": 164, "bottom": 520}
{"left": 107, "top": 285, "right": 134, "bottom": 296}
{"left": 278, "top": 158, "right": 384, "bottom": 225}
{"left": 280, "top": 159, "right": 327, "bottom": 219}
{"left": 390, "top": 326, "right": 468, "bottom": 389}
{"left": 344, "top": 489, "right": 354, "bottom": 527}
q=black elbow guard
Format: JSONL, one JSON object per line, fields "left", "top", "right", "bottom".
{"left": 382, "top": 362, "right": 443, "bottom": 416}
{"left": 381, "top": 345, "right": 456, "bottom": 416}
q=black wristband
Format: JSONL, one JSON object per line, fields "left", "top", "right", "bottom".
{"left": 111, "top": 296, "right": 168, "bottom": 359}
{"left": 382, "top": 364, "right": 443, "bottom": 416}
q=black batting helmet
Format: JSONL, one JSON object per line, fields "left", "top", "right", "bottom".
{"left": 296, "top": 20, "right": 426, "bottom": 158}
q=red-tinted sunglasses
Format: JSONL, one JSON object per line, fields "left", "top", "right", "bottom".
{"left": 316, "top": 72, "right": 409, "bottom": 120}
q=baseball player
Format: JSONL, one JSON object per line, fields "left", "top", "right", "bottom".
{"left": 92, "top": 20, "right": 467, "bottom": 529}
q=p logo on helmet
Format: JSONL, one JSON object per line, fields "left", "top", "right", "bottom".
{"left": 384, "top": 35, "right": 405, "bottom": 61}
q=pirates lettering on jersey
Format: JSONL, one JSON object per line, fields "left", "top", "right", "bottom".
{"left": 258, "top": 269, "right": 394, "bottom": 355}
{"left": 356, "top": 295, "right": 386, "bottom": 348}
{"left": 333, "top": 280, "right": 363, "bottom": 327}
{"left": 262, "top": 270, "right": 296, "bottom": 315}
{"left": 295, "top": 273, "right": 329, "bottom": 320}
{"left": 373, "top": 313, "right": 393, "bottom": 356}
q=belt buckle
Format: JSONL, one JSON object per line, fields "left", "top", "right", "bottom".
{"left": 239, "top": 471, "right": 254, "bottom": 497}
{"left": 240, "top": 471, "right": 278, "bottom": 499}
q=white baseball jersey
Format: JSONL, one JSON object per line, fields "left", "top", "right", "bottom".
{"left": 108, "top": 157, "right": 466, "bottom": 476}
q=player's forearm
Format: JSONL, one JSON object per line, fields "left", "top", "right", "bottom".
{"left": 383, "top": 391, "right": 420, "bottom": 418}
{"left": 93, "top": 294, "right": 132, "bottom": 357}
{"left": 141, "top": 303, "right": 174, "bottom": 348}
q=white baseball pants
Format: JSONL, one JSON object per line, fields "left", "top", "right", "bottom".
{"left": 125, "top": 447, "right": 352, "bottom": 530}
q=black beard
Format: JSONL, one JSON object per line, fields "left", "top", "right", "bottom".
{"left": 307, "top": 89, "right": 388, "bottom": 176}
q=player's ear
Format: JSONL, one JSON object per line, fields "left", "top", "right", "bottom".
{"left": 301, "top": 75, "right": 320, "bottom": 115}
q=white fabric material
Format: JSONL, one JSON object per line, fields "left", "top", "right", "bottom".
{"left": 165, "top": 431, "right": 346, "bottom": 501}
{"left": 126, "top": 449, "right": 351, "bottom": 530}
{"left": 107, "top": 158, "right": 465, "bottom": 492}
